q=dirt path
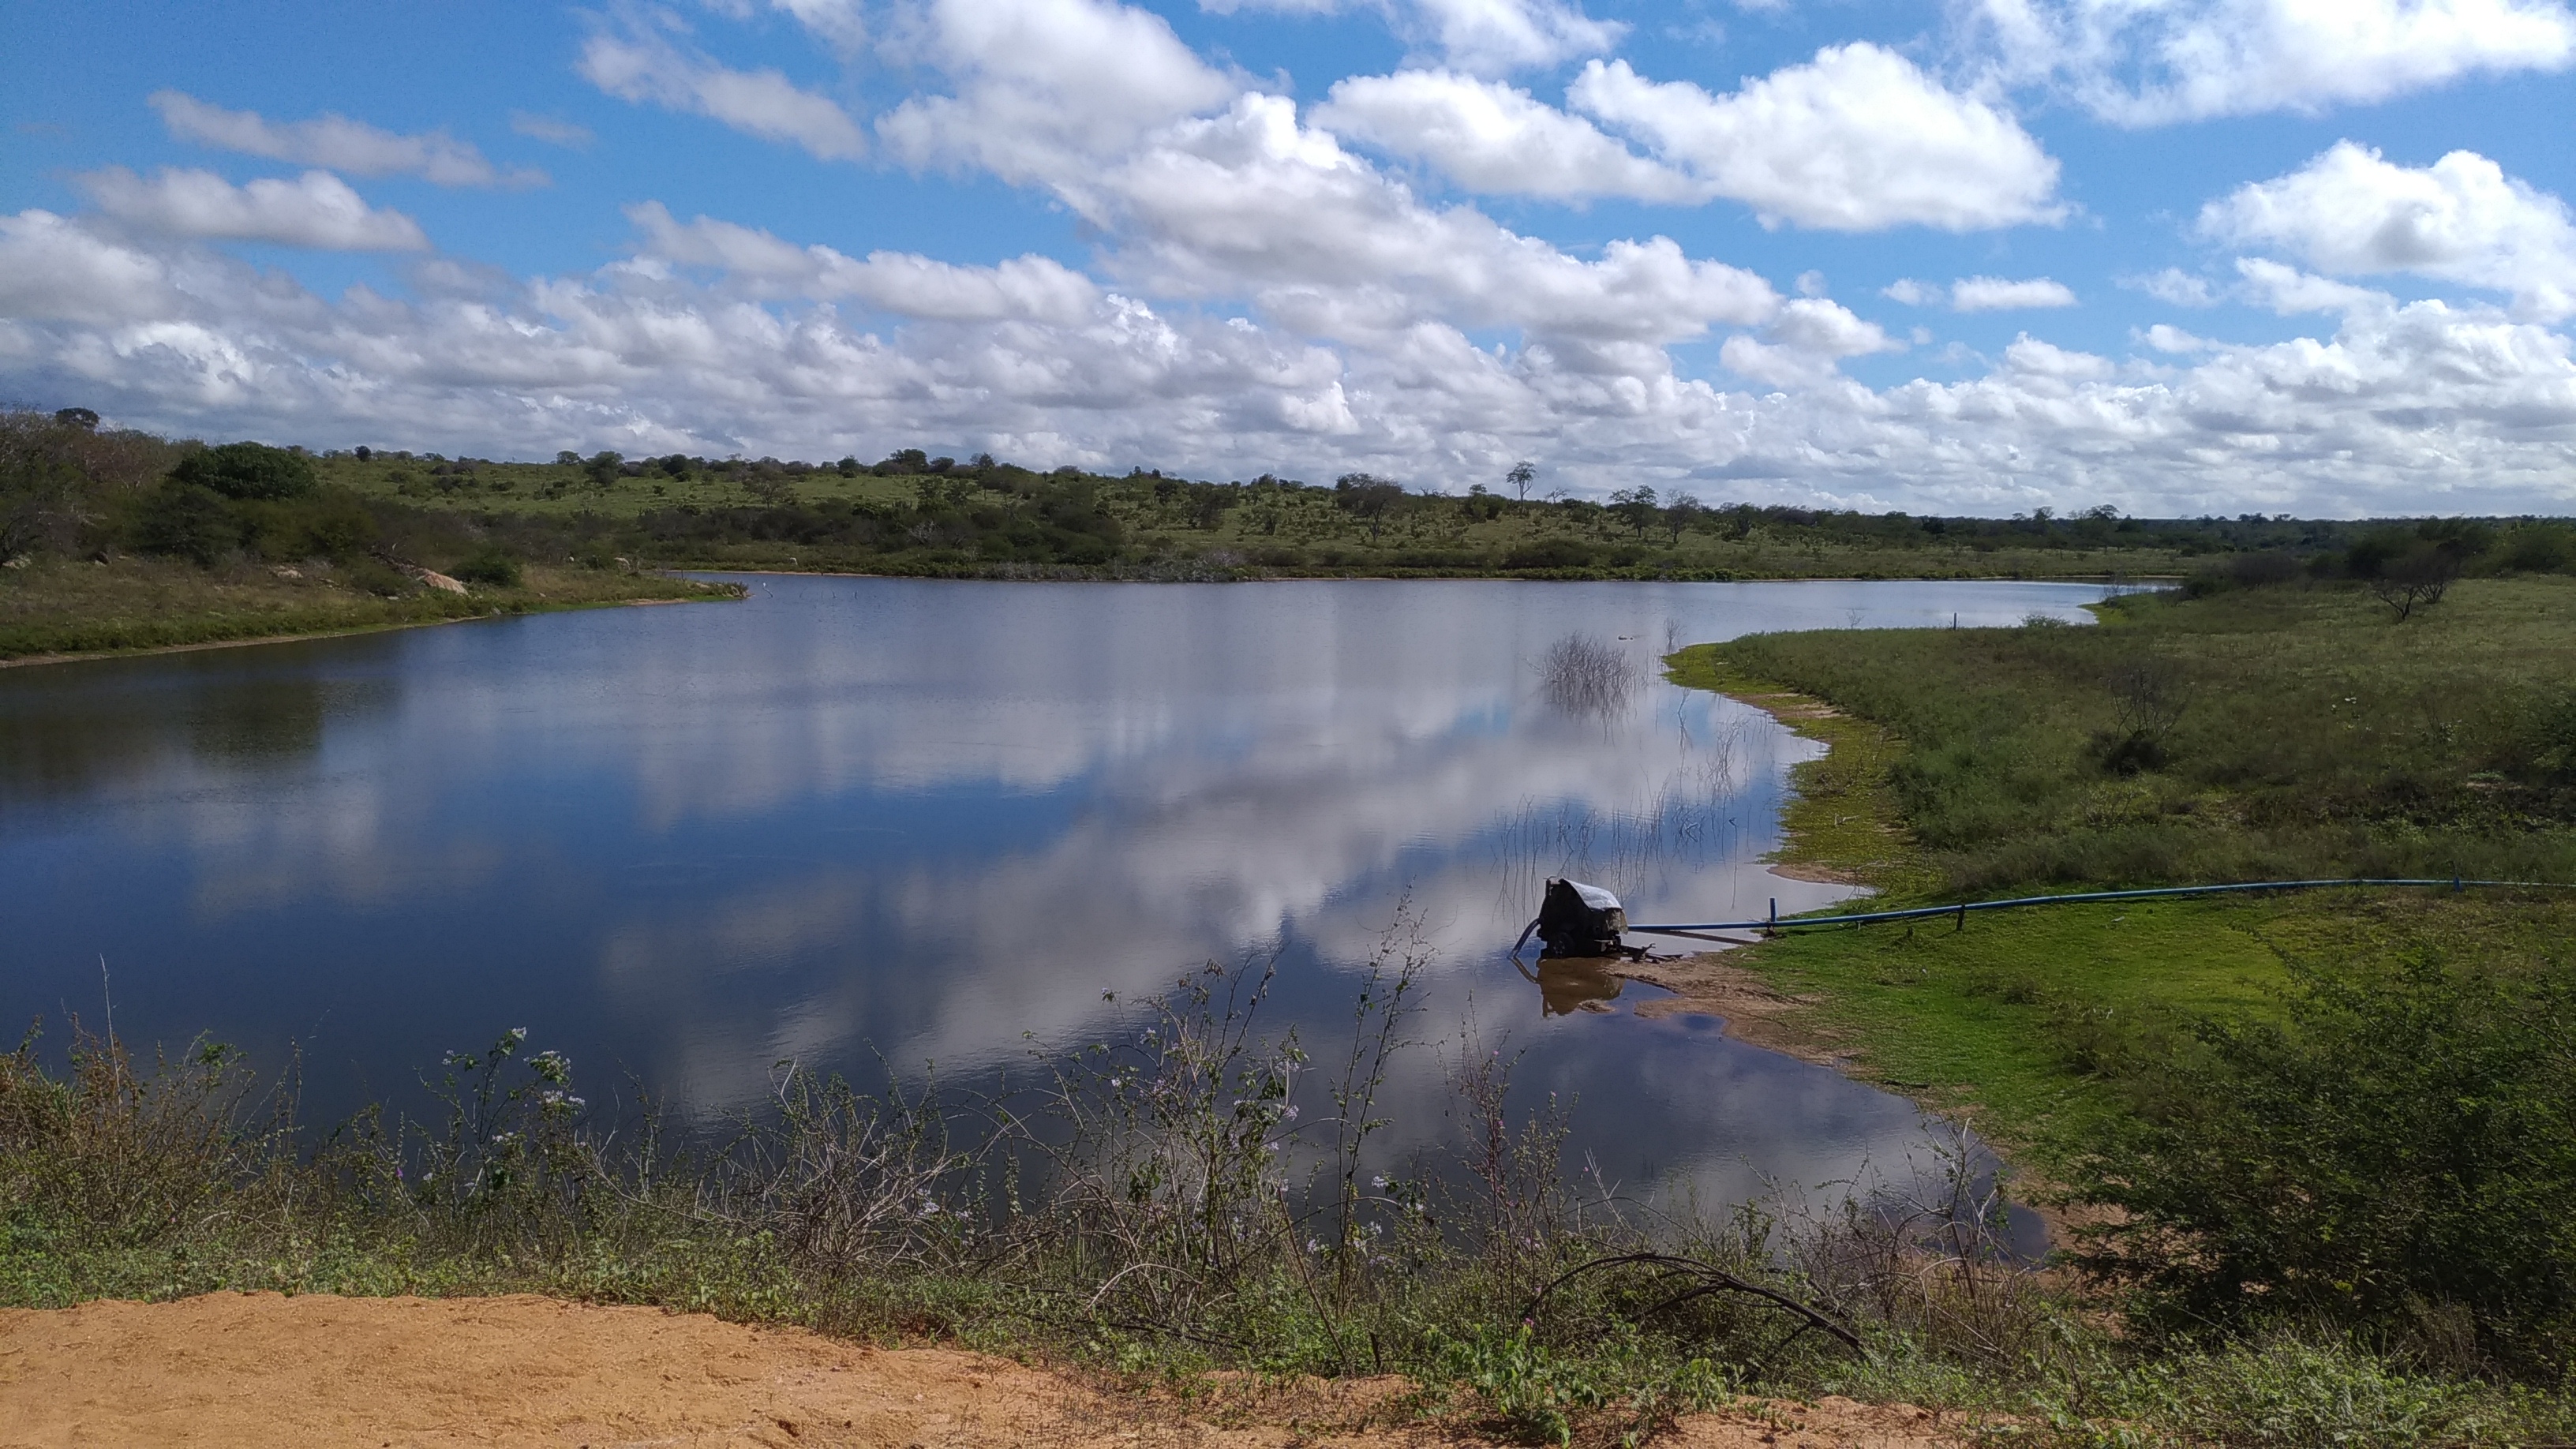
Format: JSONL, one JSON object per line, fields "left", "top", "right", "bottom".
{"left": 0, "top": 1294, "right": 1968, "bottom": 1448}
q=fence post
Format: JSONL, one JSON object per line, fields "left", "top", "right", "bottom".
{"left": 1955, "top": 903, "right": 1968, "bottom": 933}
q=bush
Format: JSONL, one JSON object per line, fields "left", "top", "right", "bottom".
{"left": 450, "top": 549, "right": 522, "bottom": 588}
{"left": 1503, "top": 539, "right": 1594, "bottom": 570}
{"left": 128, "top": 482, "right": 242, "bottom": 566}
{"left": 169, "top": 442, "right": 316, "bottom": 502}
{"left": 339, "top": 559, "right": 413, "bottom": 597}
{"left": 2069, "top": 954, "right": 2576, "bottom": 1376}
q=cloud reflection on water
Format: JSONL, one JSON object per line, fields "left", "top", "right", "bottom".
{"left": 0, "top": 578, "right": 2122, "bottom": 1211}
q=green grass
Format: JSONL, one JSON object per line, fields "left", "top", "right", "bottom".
{"left": 0, "top": 555, "right": 736, "bottom": 662}
{"left": 1663, "top": 578, "right": 2576, "bottom": 1161}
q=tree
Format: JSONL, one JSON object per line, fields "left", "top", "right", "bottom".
{"left": 1608, "top": 485, "right": 1659, "bottom": 541}
{"left": 1505, "top": 460, "right": 1537, "bottom": 502}
{"left": 584, "top": 451, "right": 623, "bottom": 489}
{"left": 169, "top": 441, "right": 316, "bottom": 501}
{"left": 53, "top": 407, "right": 99, "bottom": 431}
{"left": 1661, "top": 491, "right": 1703, "bottom": 545}
{"left": 556, "top": 450, "right": 582, "bottom": 466}
{"left": 1333, "top": 473, "right": 1406, "bottom": 540}
{"left": 2368, "top": 545, "right": 2461, "bottom": 621}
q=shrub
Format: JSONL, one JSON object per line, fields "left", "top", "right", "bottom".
{"left": 2069, "top": 954, "right": 2576, "bottom": 1376}
{"left": 450, "top": 549, "right": 522, "bottom": 588}
{"left": 339, "top": 558, "right": 413, "bottom": 597}
{"left": 169, "top": 442, "right": 316, "bottom": 502}
{"left": 128, "top": 482, "right": 242, "bottom": 566}
{"left": 1503, "top": 539, "right": 1593, "bottom": 570}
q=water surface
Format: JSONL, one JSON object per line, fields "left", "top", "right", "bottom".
{"left": 0, "top": 577, "right": 2118, "bottom": 1209}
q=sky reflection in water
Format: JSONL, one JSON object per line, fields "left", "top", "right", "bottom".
{"left": 0, "top": 577, "right": 2121, "bottom": 1213}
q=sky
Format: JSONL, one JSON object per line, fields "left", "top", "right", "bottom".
{"left": 3, "top": 0, "right": 2574, "bottom": 515}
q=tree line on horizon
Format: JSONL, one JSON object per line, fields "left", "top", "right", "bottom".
{"left": 6, "top": 407, "right": 2575, "bottom": 586}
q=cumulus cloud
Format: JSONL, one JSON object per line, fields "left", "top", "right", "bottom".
{"left": 1402, "top": 0, "right": 1624, "bottom": 73}
{"left": 2129, "top": 268, "right": 2220, "bottom": 307}
{"left": 149, "top": 91, "right": 544, "bottom": 188}
{"left": 7, "top": 208, "right": 2576, "bottom": 515}
{"left": 578, "top": 21, "right": 867, "bottom": 161}
{"left": 1312, "top": 71, "right": 1696, "bottom": 201}
{"left": 627, "top": 202, "right": 1101, "bottom": 323}
{"left": 75, "top": 167, "right": 429, "bottom": 251}
{"left": 1950, "top": 276, "right": 2078, "bottom": 311}
{"left": 1979, "top": 0, "right": 2576, "bottom": 123}
{"left": 1085, "top": 95, "right": 1779, "bottom": 353}
{"left": 1720, "top": 298, "right": 1901, "bottom": 387}
{"left": 0, "top": 211, "right": 174, "bottom": 324}
{"left": 2201, "top": 142, "right": 2576, "bottom": 320}
{"left": 1199, "top": 0, "right": 1620, "bottom": 72}
{"left": 1884, "top": 276, "right": 2078, "bottom": 309}
{"left": 1567, "top": 47, "right": 2065, "bottom": 230}
{"left": 877, "top": 0, "right": 1238, "bottom": 182}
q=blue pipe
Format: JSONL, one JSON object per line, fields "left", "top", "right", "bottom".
{"left": 1624, "top": 877, "right": 2576, "bottom": 937}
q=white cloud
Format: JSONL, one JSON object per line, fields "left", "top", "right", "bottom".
{"left": 1880, "top": 275, "right": 2076, "bottom": 309}
{"left": 1197, "top": 0, "right": 1619, "bottom": 72}
{"left": 1720, "top": 298, "right": 1900, "bottom": 387}
{"left": 2232, "top": 257, "right": 2394, "bottom": 316}
{"left": 1311, "top": 70, "right": 1696, "bottom": 201}
{"left": 1086, "top": 95, "right": 1780, "bottom": 351}
{"left": 2129, "top": 268, "right": 2219, "bottom": 307}
{"left": 149, "top": 91, "right": 545, "bottom": 189}
{"left": 2201, "top": 142, "right": 2576, "bottom": 320}
{"left": 626, "top": 203, "right": 1101, "bottom": 323}
{"left": 9, "top": 208, "right": 2576, "bottom": 515}
{"left": 1950, "top": 275, "right": 2078, "bottom": 310}
{"left": 766, "top": 0, "right": 871, "bottom": 54}
{"left": 0, "top": 211, "right": 174, "bottom": 324}
{"left": 76, "top": 167, "right": 429, "bottom": 251}
{"left": 1568, "top": 47, "right": 2065, "bottom": 230}
{"left": 2141, "top": 324, "right": 2209, "bottom": 353}
{"left": 578, "top": 23, "right": 866, "bottom": 161}
{"left": 1979, "top": 0, "right": 2576, "bottom": 124}
{"left": 509, "top": 112, "right": 595, "bottom": 148}
{"left": 1403, "top": 0, "right": 1623, "bottom": 73}
{"left": 877, "top": 0, "right": 1238, "bottom": 182}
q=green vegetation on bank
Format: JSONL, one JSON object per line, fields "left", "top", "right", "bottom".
{"left": 0, "top": 556, "right": 727, "bottom": 662}
{"left": 0, "top": 411, "right": 738, "bottom": 661}
{"left": 1668, "top": 575, "right": 2576, "bottom": 1381}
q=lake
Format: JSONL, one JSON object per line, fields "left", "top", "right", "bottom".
{"left": 0, "top": 576, "right": 2121, "bottom": 1216}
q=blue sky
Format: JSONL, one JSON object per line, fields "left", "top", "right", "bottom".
{"left": 5, "top": 0, "right": 2574, "bottom": 515}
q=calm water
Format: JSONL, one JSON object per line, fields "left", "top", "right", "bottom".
{"left": 0, "top": 576, "right": 2117, "bottom": 1211}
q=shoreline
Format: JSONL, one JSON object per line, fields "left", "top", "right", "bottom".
{"left": 0, "top": 587, "right": 736, "bottom": 672}
{"left": 690, "top": 563, "right": 2178, "bottom": 585}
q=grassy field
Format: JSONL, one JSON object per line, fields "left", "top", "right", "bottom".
{"left": 0, "top": 555, "right": 736, "bottom": 663}
{"left": 1666, "top": 575, "right": 2576, "bottom": 1156}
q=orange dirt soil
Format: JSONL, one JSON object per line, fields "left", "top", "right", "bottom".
{"left": 0, "top": 1293, "right": 1974, "bottom": 1448}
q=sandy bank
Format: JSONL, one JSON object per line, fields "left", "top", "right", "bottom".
{"left": 0, "top": 1292, "right": 1971, "bottom": 1447}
